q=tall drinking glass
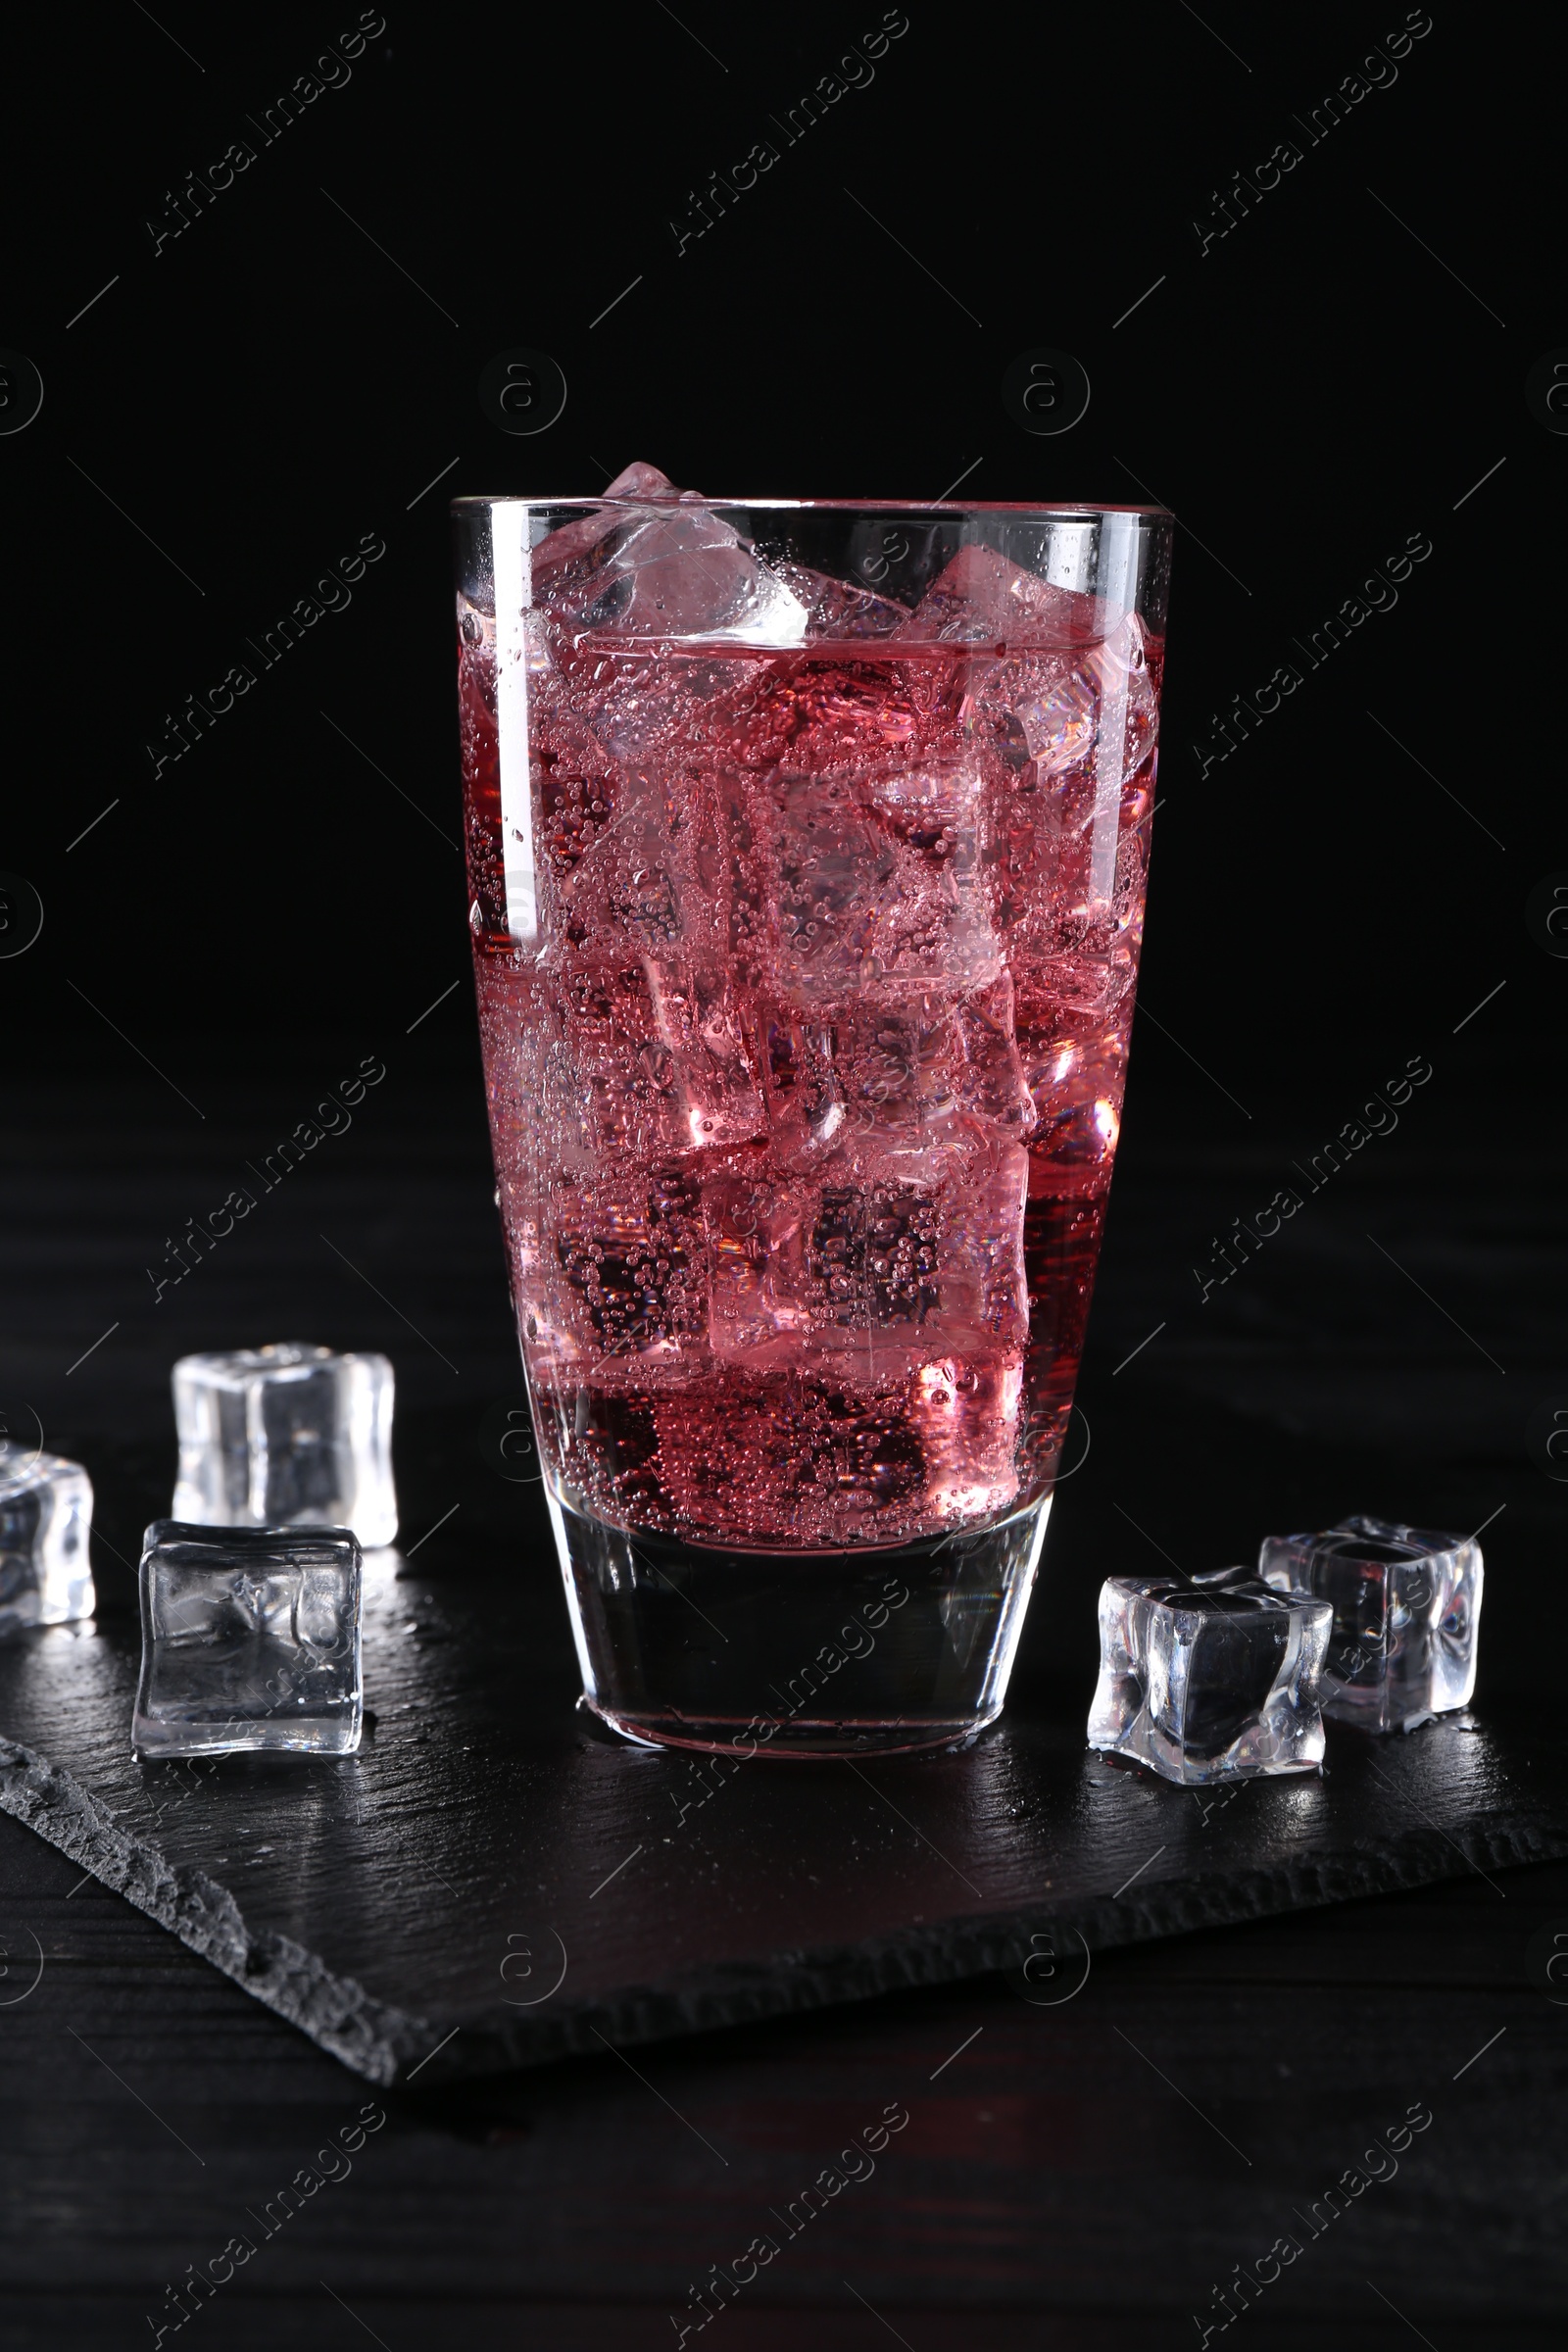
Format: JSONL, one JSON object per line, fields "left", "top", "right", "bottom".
{"left": 453, "top": 487, "right": 1171, "bottom": 1755}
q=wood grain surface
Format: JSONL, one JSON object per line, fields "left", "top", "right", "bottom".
{"left": 2, "top": 1812, "right": 1564, "bottom": 2347}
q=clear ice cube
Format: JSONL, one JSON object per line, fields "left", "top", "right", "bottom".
{"left": 529, "top": 461, "right": 682, "bottom": 605}
{"left": 768, "top": 559, "right": 910, "bottom": 640}
{"left": 930, "top": 1138, "right": 1031, "bottom": 1344}
{"left": 858, "top": 751, "right": 981, "bottom": 843}
{"left": 552, "top": 765, "right": 747, "bottom": 969}
{"left": 536, "top": 473, "right": 809, "bottom": 647}
{"left": 1258, "top": 1516, "right": 1483, "bottom": 1734}
{"left": 777, "top": 653, "right": 968, "bottom": 778}
{"left": 704, "top": 1137, "right": 1029, "bottom": 1383}
{"left": 906, "top": 1352, "right": 1023, "bottom": 1524}
{"left": 550, "top": 765, "right": 765, "bottom": 1150}
{"left": 1012, "top": 658, "right": 1099, "bottom": 773}
{"left": 559, "top": 797, "right": 690, "bottom": 954}
{"left": 753, "top": 1003, "right": 847, "bottom": 1168}
{"left": 1014, "top": 1015, "right": 1127, "bottom": 1195}
{"left": 643, "top": 958, "right": 766, "bottom": 1150}
{"left": 1087, "top": 1566, "right": 1333, "bottom": 1785}
{"left": 808, "top": 1177, "right": 944, "bottom": 1341}
{"left": 550, "top": 969, "right": 689, "bottom": 1161}
{"left": 696, "top": 1162, "right": 1027, "bottom": 1527}
{"left": 954, "top": 975, "right": 1038, "bottom": 1139}
{"left": 858, "top": 755, "right": 993, "bottom": 961}
{"left": 993, "top": 624, "right": 1158, "bottom": 783}
{"left": 703, "top": 1169, "right": 926, "bottom": 1375}
{"left": 703, "top": 1172, "right": 811, "bottom": 1366}
{"left": 904, "top": 544, "right": 1111, "bottom": 648}
{"left": 551, "top": 1167, "right": 709, "bottom": 1369}
{"left": 760, "top": 771, "right": 1000, "bottom": 1001}
{"left": 833, "top": 1001, "right": 962, "bottom": 1142}
{"left": 552, "top": 957, "right": 764, "bottom": 1159}
{"left": 172, "top": 1346, "right": 397, "bottom": 1549}
{"left": 132, "top": 1521, "right": 362, "bottom": 1757}
{"left": 0, "top": 1444, "right": 94, "bottom": 1638}
{"left": 760, "top": 772, "right": 895, "bottom": 999}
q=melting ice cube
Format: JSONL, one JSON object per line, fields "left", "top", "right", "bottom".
{"left": 1258, "top": 1516, "right": 1483, "bottom": 1734}
{"left": 0, "top": 1443, "right": 94, "bottom": 1637}
{"left": 132, "top": 1521, "right": 363, "bottom": 1758}
{"left": 1088, "top": 1567, "right": 1333, "bottom": 1786}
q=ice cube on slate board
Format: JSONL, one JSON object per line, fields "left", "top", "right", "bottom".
{"left": 1087, "top": 1567, "right": 1333, "bottom": 1786}
{"left": 132, "top": 1521, "right": 363, "bottom": 1758}
{"left": 172, "top": 1346, "right": 397, "bottom": 1547}
{"left": 0, "top": 1443, "right": 95, "bottom": 1638}
{"left": 1258, "top": 1515, "right": 1483, "bottom": 1734}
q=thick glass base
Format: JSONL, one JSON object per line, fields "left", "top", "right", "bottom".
{"left": 548, "top": 1489, "right": 1050, "bottom": 1758}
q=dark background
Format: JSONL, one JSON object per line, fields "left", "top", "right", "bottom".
{"left": 2, "top": 2, "right": 1555, "bottom": 1076}
{"left": 2, "top": 4, "right": 1565, "bottom": 2344}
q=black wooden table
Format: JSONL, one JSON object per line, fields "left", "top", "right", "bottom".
{"left": 2, "top": 1065, "right": 1563, "bottom": 2344}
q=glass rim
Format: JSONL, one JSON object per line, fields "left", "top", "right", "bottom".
{"left": 450, "top": 494, "right": 1171, "bottom": 520}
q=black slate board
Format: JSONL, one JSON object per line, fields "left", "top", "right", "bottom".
{"left": 1, "top": 1511, "right": 1561, "bottom": 2089}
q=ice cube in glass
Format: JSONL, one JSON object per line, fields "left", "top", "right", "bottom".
{"left": 0, "top": 1443, "right": 95, "bottom": 1637}
{"left": 132, "top": 1520, "right": 362, "bottom": 1757}
{"left": 1258, "top": 1515, "right": 1482, "bottom": 1734}
{"left": 1088, "top": 1566, "right": 1332, "bottom": 1786}
{"left": 172, "top": 1345, "right": 396, "bottom": 1547}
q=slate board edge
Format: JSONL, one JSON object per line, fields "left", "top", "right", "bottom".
{"left": 5, "top": 1730, "right": 1564, "bottom": 2087}
{"left": 0, "top": 1737, "right": 424, "bottom": 2088}
{"left": 402, "top": 1804, "right": 1568, "bottom": 2082}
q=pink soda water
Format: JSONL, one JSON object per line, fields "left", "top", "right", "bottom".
{"left": 457, "top": 479, "right": 1165, "bottom": 1752}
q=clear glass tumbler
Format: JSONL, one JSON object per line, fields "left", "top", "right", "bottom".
{"left": 453, "top": 484, "right": 1171, "bottom": 1755}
